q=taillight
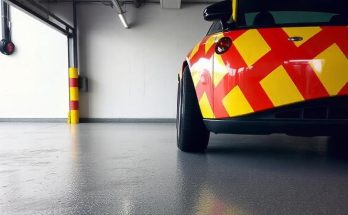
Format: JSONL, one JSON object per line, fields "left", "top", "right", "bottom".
{"left": 215, "top": 37, "right": 232, "bottom": 55}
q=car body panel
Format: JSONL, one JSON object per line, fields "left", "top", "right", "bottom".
{"left": 186, "top": 26, "right": 348, "bottom": 119}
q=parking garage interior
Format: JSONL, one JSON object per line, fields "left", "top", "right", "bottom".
{"left": 1, "top": 0, "right": 348, "bottom": 214}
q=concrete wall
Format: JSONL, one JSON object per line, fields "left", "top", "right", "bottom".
{"left": 0, "top": 6, "right": 68, "bottom": 119}
{"left": 77, "top": 3, "right": 210, "bottom": 119}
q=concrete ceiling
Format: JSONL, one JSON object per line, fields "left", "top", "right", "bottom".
{"left": 4, "top": 0, "right": 221, "bottom": 31}
{"left": 40, "top": 0, "right": 222, "bottom": 9}
{"left": 160, "top": 0, "right": 181, "bottom": 9}
{"left": 157, "top": 0, "right": 221, "bottom": 9}
{"left": 4, "top": 0, "right": 221, "bottom": 18}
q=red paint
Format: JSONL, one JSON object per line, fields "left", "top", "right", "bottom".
{"left": 69, "top": 78, "right": 78, "bottom": 87}
{"left": 70, "top": 101, "right": 79, "bottom": 110}
{"left": 188, "top": 26, "right": 348, "bottom": 118}
{"left": 339, "top": 83, "right": 348, "bottom": 95}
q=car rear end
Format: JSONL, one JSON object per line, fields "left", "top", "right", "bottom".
{"left": 199, "top": 0, "right": 348, "bottom": 136}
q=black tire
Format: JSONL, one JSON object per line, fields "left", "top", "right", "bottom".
{"left": 327, "top": 135, "right": 348, "bottom": 159}
{"left": 177, "top": 67, "right": 210, "bottom": 152}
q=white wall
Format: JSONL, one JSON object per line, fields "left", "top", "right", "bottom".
{"left": 76, "top": 3, "right": 211, "bottom": 118}
{"left": 1, "top": 3, "right": 210, "bottom": 119}
{"left": 0, "top": 6, "right": 68, "bottom": 119}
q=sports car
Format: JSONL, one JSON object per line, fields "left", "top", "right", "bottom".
{"left": 177, "top": 0, "right": 348, "bottom": 152}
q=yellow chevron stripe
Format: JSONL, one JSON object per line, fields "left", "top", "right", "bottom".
{"left": 310, "top": 44, "right": 348, "bottom": 96}
{"left": 261, "top": 65, "right": 304, "bottom": 107}
{"left": 223, "top": 85, "right": 254, "bottom": 117}
{"left": 199, "top": 93, "right": 215, "bottom": 118}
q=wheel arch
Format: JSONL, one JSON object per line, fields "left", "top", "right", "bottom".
{"left": 178, "top": 60, "right": 190, "bottom": 82}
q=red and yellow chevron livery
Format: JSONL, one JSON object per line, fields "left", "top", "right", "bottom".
{"left": 187, "top": 26, "right": 348, "bottom": 118}
{"left": 176, "top": 0, "right": 348, "bottom": 153}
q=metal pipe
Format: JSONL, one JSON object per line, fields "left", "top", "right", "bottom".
{"left": 27, "top": 0, "right": 74, "bottom": 30}
{"left": 4, "top": 0, "right": 73, "bottom": 35}
{"left": 67, "top": 38, "right": 70, "bottom": 67}
{"left": 68, "top": 67, "right": 80, "bottom": 124}
{"left": 1, "top": 0, "right": 10, "bottom": 40}
{"left": 73, "top": 0, "right": 78, "bottom": 67}
{"left": 111, "top": 0, "right": 124, "bottom": 13}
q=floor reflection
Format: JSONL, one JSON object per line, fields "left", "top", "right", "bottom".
{"left": 176, "top": 134, "right": 348, "bottom": 215}
{"left": 1, "top": 124, "right": 348, "bottom": 214}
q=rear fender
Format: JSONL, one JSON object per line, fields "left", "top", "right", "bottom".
{"left": 178, "top": 61, "right": 189, "bottom": 81}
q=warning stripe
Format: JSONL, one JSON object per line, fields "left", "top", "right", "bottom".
{"left": 70, "top": 101, "right": 79, "bottom": 110}
{"left": 69, "top": 67, "right": 79, "bottom": 124}
{"left": 69, "top": 78, "right": 78, "bottom": 87}
{"left": 188, "top": 26, "right": 348, "bottom": 119}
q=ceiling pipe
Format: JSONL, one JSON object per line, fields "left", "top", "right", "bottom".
{"left": 133, "top": 0, "right": 143, "bottom": 8}
{"left": 110, "top": 0, "right": 129, "bottom": 28}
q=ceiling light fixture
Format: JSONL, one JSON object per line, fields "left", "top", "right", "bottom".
{"left": 118, "top": 13, "right": 129, "bottom": 29}
{"left": 111, "top": 0, "right": 130, "bottom": 29}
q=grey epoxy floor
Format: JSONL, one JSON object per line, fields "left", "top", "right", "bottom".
{"left": 0, "top": 123, "right": 348, "bottom": 215}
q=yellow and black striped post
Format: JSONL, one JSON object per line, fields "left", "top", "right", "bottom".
{"left": 68, "top": 67, "right": 79, "bottom": 124}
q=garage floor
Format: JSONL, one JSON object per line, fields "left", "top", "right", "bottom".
{"left": 0, "top": 123, "right": 348, "bottom": 215}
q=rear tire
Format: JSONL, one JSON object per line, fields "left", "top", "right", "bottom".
{"left": 177, "top": 67, "right": 210, "bottom": 153}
